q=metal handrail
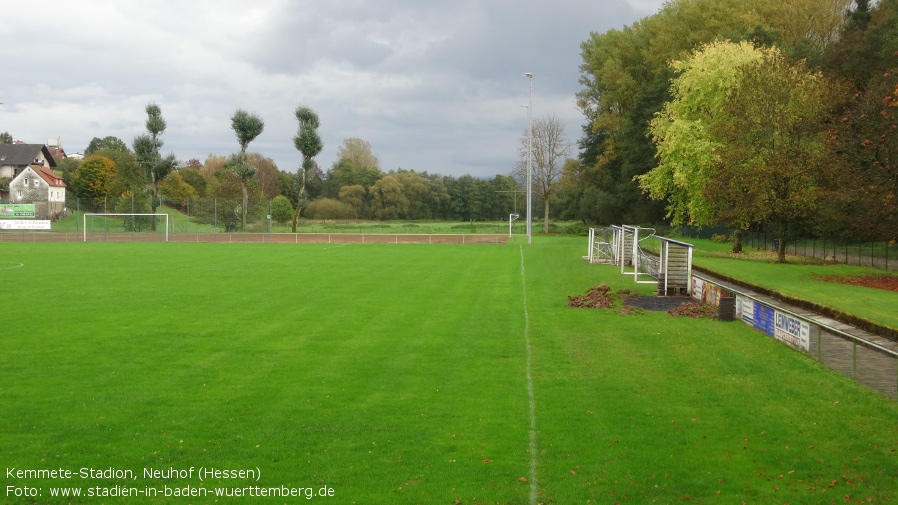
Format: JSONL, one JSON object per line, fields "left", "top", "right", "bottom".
{"left": 693, "top": 273, "right": 898, "bottom": 358}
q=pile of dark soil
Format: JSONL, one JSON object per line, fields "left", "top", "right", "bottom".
{"left": 567, "top": 284, "right": 616, "bottom": 309}
{"left": 568, "top": 285, "right": 720, "bottom": 319}
{"left": 667, "top": 301, "right": 718, "bottom": 318}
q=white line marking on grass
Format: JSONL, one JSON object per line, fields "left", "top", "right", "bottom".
{"left": 0, "top": 262, "right": 24, "bottom": 270}
{"left": 520, "top": 246, "right": 538, "bottom": 505}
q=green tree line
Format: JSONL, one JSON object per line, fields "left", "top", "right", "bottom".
{"left": 60, "top": 132, "right": 527, "bottom": 225}
{"left": 569, "top": 0, "right": 898, "bottom": 254}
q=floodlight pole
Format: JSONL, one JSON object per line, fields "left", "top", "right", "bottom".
{"left": 523, "top": 72, "right": 533, "bottom": 245}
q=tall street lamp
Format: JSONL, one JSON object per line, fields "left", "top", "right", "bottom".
{"left": 523, "top": 72, "right": 533, "bottom": 244}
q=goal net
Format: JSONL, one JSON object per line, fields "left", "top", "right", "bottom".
{"left": 620, "top": 225, "right": 659, "bottom": 284}
{"left": 82, "top": 213, "right": 170, "bottom": 242}
{"left": 586, "top": 227, "right": 617, "bottom": 264}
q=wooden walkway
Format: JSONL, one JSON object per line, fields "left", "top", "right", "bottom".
{"left": 694, "top": 273, "right": 898, "bottom": 400}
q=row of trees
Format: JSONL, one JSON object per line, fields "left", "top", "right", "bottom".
{"left": 58, "top": 113, "right": 560, "bottom": 226}
{"left": 571, "top": 0, "right": 898, "bottom": 259}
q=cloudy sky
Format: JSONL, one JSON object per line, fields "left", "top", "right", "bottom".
{"left": 2, "top": 0, "right": 666, "bottom": 178}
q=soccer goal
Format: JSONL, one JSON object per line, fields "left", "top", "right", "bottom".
{"left": 509, "top": 213, "right": 520, "bottom": 238}
{"left": 593, "top": 224, "right": 694, "bottom": 295}
{"left": 83, "top": 213, "right": 170, "bottom": 242}
{"left": 619, "top": 225, "right": 659, "bottom": 284}
{"left": 586, "top": 227, "right": 617, "bottom": 264}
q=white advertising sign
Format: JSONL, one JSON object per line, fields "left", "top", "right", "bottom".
{"left": 774, "top": 310, "right": 810, "bottom": 351}
{"left": 0, "top": 220, "right": 51, "bottom": 230}
{"left": 691, "top": 277, "right": 704, "bottom": 301}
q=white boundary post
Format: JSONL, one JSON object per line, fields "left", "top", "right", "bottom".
{"left": 587, "top": 227, "right": 596, "bottom": 262}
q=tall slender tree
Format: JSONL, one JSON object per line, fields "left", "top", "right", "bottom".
{"left": 229, "top": 109, "right": 264, "bottom": 231}
{"left": 132, "top": 103, "right": 177, "bottom": 228}
{"left": 292, "top": 105, "right": 323, "bottom": 231}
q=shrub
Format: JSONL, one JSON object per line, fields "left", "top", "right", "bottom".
{"left": 114, "top": 193, "right": 153, "bottom": 231}
{"left": 305, "top": 198, "right": 357, "bottom": 220}
{"left": 270, "top": 195, "right": 294, "bottom": 223}
{"left": 564, "top": 222, "right": 590, "bottom": 236}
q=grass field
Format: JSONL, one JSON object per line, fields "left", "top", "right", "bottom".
{"left": 2, "top": 238, "right": 897, "bottom": 504}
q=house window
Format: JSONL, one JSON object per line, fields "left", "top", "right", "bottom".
{"left": 23, "top": 178, "right": 29, "bottom": 185}
{"left": 17, "top": 191, "right": 23, "bottom": 198}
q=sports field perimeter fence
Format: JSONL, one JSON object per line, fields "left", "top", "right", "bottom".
{"left": 10, "top": 196, "right": 522, "bottom": 237}
{"left": 678, "top": 227, "right": 897, "bottom": 272}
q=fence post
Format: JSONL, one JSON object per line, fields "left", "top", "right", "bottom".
{"left": 817, "top": 326, "right": 822, "bottom": 362}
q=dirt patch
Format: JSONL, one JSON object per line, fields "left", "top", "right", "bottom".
{"left": 567, "top": 284, "right": 617, "bottom": 309}
{"left": 667, "top": 301, "right": 719, "bottom": 319}
{"left": 814, "top": 274, "right": 898, "bottom": 293}
{"left": 567, "top": 285, "right": 644, "bottom": 310}
{"left": 568, "top": 285, "right": 723, "bottom": 318}
{"left": 623, "top": 296, "right": 690, "bottom": 312}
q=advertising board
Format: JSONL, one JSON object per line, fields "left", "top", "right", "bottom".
{"left": 0, "top": 220, "right": 51, "bottom": 230}
{"left": 0, "top": 204, "right": 36, "bottom": 219}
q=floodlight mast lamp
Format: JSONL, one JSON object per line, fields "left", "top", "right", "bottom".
{"left": 523, "top": 72, "right": 533, "bottom": 245}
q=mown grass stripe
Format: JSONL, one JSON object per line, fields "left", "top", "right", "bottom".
{"left": 520, "top": 245, "right": 538, "bottom": 505}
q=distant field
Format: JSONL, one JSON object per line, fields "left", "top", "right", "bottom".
{"left": 47, "top": 208, "right": 537, "bottom": 235}
{"left": 2, "top": 238, "right": 896, "bottom": 504}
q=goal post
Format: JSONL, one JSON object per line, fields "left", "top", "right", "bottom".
{"left": 509, "top": 213, "right": 520, "bottom": 238}
{"left": 625, "top": 225, "right": 659, "bottom": 284}
{"left": 83, "top": 213, "right": 170, "bottom": 242}
{"left": 586, "top": 227, "right": 616, "bottom": 264}
{"left": 588, "top": 223, "right": 694, "bottom": 296}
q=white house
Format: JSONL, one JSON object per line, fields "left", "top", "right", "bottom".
{"left": 9, "top": 165, "right": 66, "bottom": 219}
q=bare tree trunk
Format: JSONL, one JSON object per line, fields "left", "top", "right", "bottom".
{"left": 732, "top": 229, "right": 744, "bottom": 253}
{"left": 543, "top": 200, "right": 550, "bottom": 233}
{"left": 777, "top": 229, "right": 788, "bottom": 263}
{"left": 241, "top": 182, "right": 248, "bottom": 232}
{"left": 292, "top": 167, "right": 307, "bottom": 233}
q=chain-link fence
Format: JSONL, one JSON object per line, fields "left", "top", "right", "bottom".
{"left": 57, "top": 197, "right": 519, "bottom": 235}
{"left": 67, "top": 196, "right": 267, "bottom": 233}
{"left": 678, "top": 227, "right": 896, "bottom": 272}
{"left": 744, "top": 231, "right": 896, "bottom": 272}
